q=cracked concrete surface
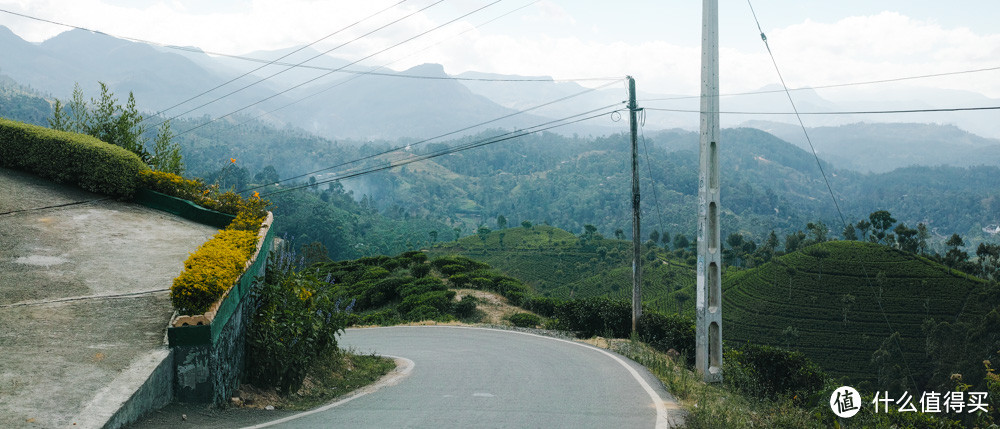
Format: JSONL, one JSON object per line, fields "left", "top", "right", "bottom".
{"left": 0, "top": 168, "right": 216, "bottom": 428}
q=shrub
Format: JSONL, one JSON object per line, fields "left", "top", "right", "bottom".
{"left": 405, "top": 304, "right": 442, "bottom": 321}
{"left": 170, "top": 229, "right": 258, "bottom": 314}
{"left": 245, "top": 266, "right": 351, "bottom": 394}
{"left": 398, "top": 290, "right": 456, "bottom": 317}
{"left": 448, "top": 273, "right": 471, "bottom": 287}
{"left": 439, "top": 264, "right": 467, "bottom": 276}
{"left": 554, "top": 297, "right": 631, "bottom": 338}
{"left": 637, "top": 312, "right": 695, "bottom": 362}
{"left": 452, "top": 296, "right": 478, "bottom": 319}
{"left": 359, "top": 308, "right": 401, "bottom": 326}
{"left": 724, "top": 343, "right": 827, "bottom": 403}
{"left": 139, "top": 170, "right": 271, "bottom": 222}
{"left": 410, "top": 263, "right": 431, "bottom": 278}
{"left": 0, "top": 118, "right": 147, "bottom": 197}
{"left": 509, "top": 312, "right": 541, "bottom": 328}
{"left": 522, "top": 297, "right": 560, "bottom": 317}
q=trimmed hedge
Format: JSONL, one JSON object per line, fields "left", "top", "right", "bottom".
{"left": 0, "top": 118, "right": 147, "bottom": 197}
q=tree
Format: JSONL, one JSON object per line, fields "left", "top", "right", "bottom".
{"left": 255, "top": 165, "right": 280, "bottom": 184}
{"left": 614, "top": 228, "right": 625, "bottom": 241}
{"left": 674, "top": 291, "right": 691, "bottom": 313}
{"left": 300, "top": 241, "right": 330, "bottom": 266}
{"left": 784, "top": 231, "right": 805, "bottom": 253}
{"left": 673, "top": 234, "right": 689, "bottom": 252}
{"left": 583, "top": 224, "right": 597, "bottom": 237}
{"left": 916, "top": 223, "right": 930, "bottom": 255}
{"left": 868, "top": 210, "right": 896, "bottom": 244}
{"left": 894, "top": 223, "right": 919, "bottom": 253}
{"left": 725, "top": 233, "right": 746, "bottom": 267}
{"left": 649, "top": 230, "right": 660, "bottom": 247}
{"left": 855, "top": 219, "right": 872, "bottom": 242}
{"left": 48, "top": 99, "right": 69, "bottom": 130}
{"left": 150, "top": 120, "right": 183, "bottom": 174}
{"left": 521, "top": 220, "right": 532, "bottom": 229}
{"left": 48, "top": 81, "right": 172, "bottom": 166}
{"left": 428, "top": 230, "right": 438, "bottom": 244}
{"left": 805, "top": 221, "right": 829, "bottom": 244}
{"left": 976, "top": 243, "right": 1000, "bottom": 281}
{"left": 842, "top": 223, "right": 858, "bottom": 241}
{"left": 497, "top": 215, "right": 507, "bottom": 230}
{"left": 67, "top": 83, "right": 89, "bottom": 133}
{"left": 477, "top": 226, "right": 491, "bottom": 246}
{"left": 944, "top": 233, "right": 968, "bottom": 271}
{"left": 661, "top": 231, "right": 671, "bottom": 249}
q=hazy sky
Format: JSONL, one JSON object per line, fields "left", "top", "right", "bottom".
{"left": 2, "top": 0, "right": 1000, "bottom": 100}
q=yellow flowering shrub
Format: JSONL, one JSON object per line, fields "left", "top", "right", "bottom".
{"left": 170, "top": 229, "right": 258, "bottom": 315}
{"left": 139, "top": 170, "right": 271, "bottom": 223}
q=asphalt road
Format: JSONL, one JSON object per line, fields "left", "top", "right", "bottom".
{"left": 251, "top": 326, "right": 673, "bottom": 429}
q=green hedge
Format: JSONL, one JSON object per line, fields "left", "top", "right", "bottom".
{"left": 0, "top": 118, "right": 147, "bottom": 197}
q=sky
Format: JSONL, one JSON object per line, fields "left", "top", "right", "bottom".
{"left": 2, "top": 0, "right": 1000, "bottom": 102}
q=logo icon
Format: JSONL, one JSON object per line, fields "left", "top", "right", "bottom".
{"left": 831, "top": 386, "right": 862, "bottom": 418}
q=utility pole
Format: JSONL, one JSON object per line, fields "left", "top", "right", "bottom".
{"left": 696, "top": 0, "right": 723, "bottom": 383}
{"left": 628, "top": 76, "right": 642, "bottom": 333}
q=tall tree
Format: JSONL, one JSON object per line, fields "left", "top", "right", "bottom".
{"left": 868, "top": 210, "right": 896, "bottom": 244}
{"left": 497, "top": 214, "right": 507, "bottom": 230}
{"left": 842, "top": 223, "right": 858, "bottom": 241}
{"left": 944, "top": 233, "right": 968, "bottom": 271}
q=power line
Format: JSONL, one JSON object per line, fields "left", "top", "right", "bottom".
{"left": 175, "top": 0, "right": 504, "bottom": 137}
{"left": 260, "top": 105, "right": 623, "bottom": 197}
{"left": 639, "top": 65, "right": 1000, "bottom": 103}
{"left": 208, "top": 0, "right": 620, "bottom": 141}
{"left": 0, "top": 6, "right": 612, "bottom": 84}
{"left": 238, "top": 79, "right": 625, "bottom": 193}
{"left": 746, "top": 0, "right": 920, "bottom": 394}
{"left": 643, "top": 105, "right": 1000, "bottom": 115}
{"left": 141, "top": 0, "right": 409, "bottom": 123}
{"left": 156, "top": 0, "right": 447, "bottom": 128}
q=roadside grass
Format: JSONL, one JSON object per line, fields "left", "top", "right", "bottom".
{"left": 238, "top": 349, "right": 395, "bottom": 411}
{"left": 607, "top": 338, "right": 824, "bottom": 429}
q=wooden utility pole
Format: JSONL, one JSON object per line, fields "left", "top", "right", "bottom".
{"left": 628, "top": 76, "right": 642, "bottom": 333}
{"left": 696, "top": 0, "right": 723, "bottom": 383}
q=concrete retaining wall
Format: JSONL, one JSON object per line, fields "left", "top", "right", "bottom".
{"left": 167, "top": 214, "right": 274, "bottom": 405}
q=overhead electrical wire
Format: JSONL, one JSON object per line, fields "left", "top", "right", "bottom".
{"left": 639, "top": 65, "right": 1000, "bottom": 103}
{"left": 208, "top": 0, "right": 619, "bottom": 140}
{"left": 155, "top": 0, "right": 447, "bottom": 129}
{"left": 642, "top": 105, "right": 1000, "bottom": 115}
{"left": 745, "top": 0, "right": 919, "bottom": 393}
{"left": 259, "top": 105, "right": 625, "bottom": 197}
{"left": 0, "top": 6, "right": 611, "bottom": 84}
{"left": 141, "top": 0, "right": 410, "bottom": 123}
{"left": 237, "top": 78, "right": 625, "bottom": 193}
{"left": 175, "top": 0, "right": 505, "bottom": 137}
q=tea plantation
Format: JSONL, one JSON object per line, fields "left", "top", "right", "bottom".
{"left": 427, "top": 225, "right": 697, "bottom": 315}
{"left": 722, "top": 240, "right": 991, "bottom": 385}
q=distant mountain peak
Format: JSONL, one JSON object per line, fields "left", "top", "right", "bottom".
{"left": 400, "top": 63, "right": 448, "bottom": 78}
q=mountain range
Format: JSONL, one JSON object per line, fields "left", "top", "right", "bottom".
{"left": 4, "top": 24, "right": 1000, "bottom": 147}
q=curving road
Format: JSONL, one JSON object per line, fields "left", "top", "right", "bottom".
{"left": 252, "top": 326, "right": 675, "bottom": 429}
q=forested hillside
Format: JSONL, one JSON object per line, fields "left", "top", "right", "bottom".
{"left": 3, "top": 73, "right": 999, "bottom": 260}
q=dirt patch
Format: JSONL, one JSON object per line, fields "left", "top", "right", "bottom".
{"left": 453, "top": 289, "right": 527, "bottom": 324}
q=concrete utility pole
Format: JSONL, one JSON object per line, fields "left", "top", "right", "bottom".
{"left": 696, "top": 0, "right": 723, "bottom": 383}
{"left": 628, "top": 76, "right": 642, "bottom": 333}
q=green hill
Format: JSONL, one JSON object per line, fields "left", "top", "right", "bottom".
{"left": 426, "top": 224, "right": 697, "bottom": 315}
{"left": 722, "top": 240, "right": 992, "bottom": 387}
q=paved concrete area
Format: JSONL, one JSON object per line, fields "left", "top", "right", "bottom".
{"left": 0, "top": 168, "right": 217, "bottom": 428}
